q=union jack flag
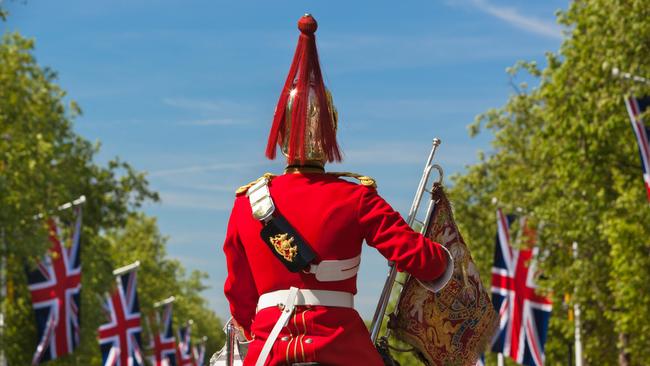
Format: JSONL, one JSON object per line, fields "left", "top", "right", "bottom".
{"left": 149, "top": 301, "right": 177, "bottom": 366}
{"left": 624, "top": 96, "right": 650, "bottom": 202}
{"left": 176, "top": 322, "right": 197, "bottom": 366}
{"left": 193, "top": 338, "right": 206, "bottom": 366}
{"left": 27, "top": 208, "right": 82, "bottom": 365}
{"left": 491, "top": 209, "right": 552, "bottom": 366}
{"left": 98, "top": 267, "right": 145, "bottom": 366}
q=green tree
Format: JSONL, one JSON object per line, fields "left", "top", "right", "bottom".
{"left": 0, "top": 14, "right": 222, "bottom": 365}
{"left": 0, "top": 28, "right": 155, "bottom": 364}
{"left": 448, "top": 1, "right": 650, "bottom": 365}
{"left": 0, "top": 28, "right": 158, "bottom": 364}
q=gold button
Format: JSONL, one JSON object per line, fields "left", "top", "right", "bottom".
{"left": 304, "top": 338, "right": 313, "bottom": 344}
{"left": 281, "top": 336, "right": 290, "bottom": 341}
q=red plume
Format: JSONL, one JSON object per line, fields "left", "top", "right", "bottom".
{"left": 265, "top": 14, "right": 342, "bottom": 163}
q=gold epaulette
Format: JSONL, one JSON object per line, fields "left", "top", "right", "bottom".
{"left": 235, "top": 173, "right": 276, "bottom": 196}
{"left": 327, "top": 172, "right": 377, "bottom": 188}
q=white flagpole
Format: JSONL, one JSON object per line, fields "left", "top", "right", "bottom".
{"left": 33, "top": 195, "right": 86, "bottom": 220}
{"left": 497, "top": 353, "right": 505, "bottom": 366}
{"left": 572, "top": 242, "right": 584, "bottom": 366}
{"left": 113, "top": 260, "right": 141, "bottom": 276}
{"left": 154, "top": 296, "right": 176, "bottom": 308}
{"left": 0, "top": 146, "right": 5, "bottom": 366}
{"left": 574, "top": 302, "right": 583, "bottom": 366}
{"left": 611, "top": 66, "right": 650, "bottom": 85}
{"left": 0, "top": 228, "right": 6, "bottom": 366}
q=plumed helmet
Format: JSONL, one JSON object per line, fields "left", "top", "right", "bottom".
{"left": 265, "top": 14, "right": 342, "bottom": 163}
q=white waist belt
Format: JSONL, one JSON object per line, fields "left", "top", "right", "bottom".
{"left": 257, "top": 288, "right": 354, "bottom": 311}
{"left": 305, "top": 255, "right": 361, "bottom": 282}
{"left": 255, "top": 287, "right": 354, "bottom": 366}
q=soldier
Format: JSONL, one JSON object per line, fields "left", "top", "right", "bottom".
{"left": 223, "top": 14, "right": 453, "bottom": 366}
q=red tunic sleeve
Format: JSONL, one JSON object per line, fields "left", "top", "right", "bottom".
{"left": 223, "top": 199, "right": 258, "bottom": 336}
{"left": 358, "top": 187, "right": 448, "bottom": 281}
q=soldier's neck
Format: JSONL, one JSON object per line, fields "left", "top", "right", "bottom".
{"left": 284, "top": 160, "right": 326, "bottom": 174}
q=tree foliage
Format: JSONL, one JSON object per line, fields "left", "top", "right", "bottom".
{"left": 448, "top": 0, "right": 650, "bottom": 365}
{"left": 0, "top": 21, "right": 223, "bottom": 365}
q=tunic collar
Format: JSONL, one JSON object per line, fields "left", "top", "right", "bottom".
{"left": 284, "top": 164, "right": 325, "bottom": 174}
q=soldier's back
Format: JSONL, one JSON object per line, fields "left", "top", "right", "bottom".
{"left": 233, "top": 172, "right": 374, "bottom": 296}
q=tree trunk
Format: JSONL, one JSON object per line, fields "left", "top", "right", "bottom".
{"left": 618, "top": 332, "right": 630, "bottom": 366}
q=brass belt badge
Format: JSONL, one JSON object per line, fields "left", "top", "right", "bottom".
{"left": 269, "top": 233, "right": 298, "bottom": 262}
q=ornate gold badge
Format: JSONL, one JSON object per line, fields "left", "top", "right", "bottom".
{"left": 269, "top": 233, "right": 298, "bottom": 262}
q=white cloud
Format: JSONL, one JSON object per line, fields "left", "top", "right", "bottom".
{"left": 459, "top": 0, "right": 563, "bottom": 40}
{"left": 318, "top": 32, "right": 546, "bottom": 74}
{"left": 344, "top": 97, "right": 503, "bottom": 122}
{"left": 170, "top": 183, "right": 236, "bottom": 192}
{"left": 177, "top": 118, "right": 248, "bottom": 126}
{"left": 80, "top": 118, "right": 152, "bottom": 126}
{"left": 163, "top": 97, "right": 225, "bottom": 112}
{"left": 168, "top": 230, "right": 226, "bottom": 246}
{"left": 163, "top": 97, "right": 260, "bottom": 128}
{"left": 344, "top": 145, "right": 424, "bottom": 165}
{"left": 163, "top": 97, "right": 256, "bottom": 115}
{"left": 158, "top": 191, "right": 232, "bottom": 211}
{"left": 172, "top": 254, "right": 216, "bottom": 268}
{"left": 148, "top": 162, "right": 265, "bottom": 177}
{"left": 340, "top": 141, "right": 479, "bottom": 169}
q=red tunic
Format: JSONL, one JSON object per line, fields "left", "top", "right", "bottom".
{"left": 223, "top": 172, "right": 449, "bottom": 365}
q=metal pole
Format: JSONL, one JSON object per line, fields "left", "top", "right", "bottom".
{"left": 574, "top": 302, "right": 584, "bottom": 366}
{"left": 0, "top": 228, "right": 7, "bottom": 366}
{"left": 225, "top": 323, "right": 236, "bottom": 366}
{"left": 0, "top": 137, "right": 6, "bottom": 366}
{"left": 113, "top": 260, "right": 141, "bottom": 276}
{"left": 572, "top": 242, "right": 584, "bottom": 366}
{"left": 497, "top": 353, "right": 505, "bottom": 366}
{"left": 153, "top": 296, "right": 176, "bottom": 308}
{"left": 369, "top": 138, "right": 441, "bottom": 342}
{"left": 611, "top": 67, "right": 650, "bottom": 85}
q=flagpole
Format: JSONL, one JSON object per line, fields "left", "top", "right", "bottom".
{"left": 33, "top": 195, "right": 86, "bottom": 220}
{"left": 57, "top": 195, "right": 86, "bottom": 211}
{"left": 572, "top": 242, "right": 584, "bottom": 366}
{"left": 154, "top": 296, "right": 176, "bottom": 308}
{"left": 113, "top": 260, "right": 141, "bottom": 276}
{"left": 226, "top": 322, "right": 236, "bottom": 366}
{"left": 611, "top": 66, "right": 650, "bottom": 85}
{"left": 493, "top": 203, "right": 506, "bottom": 366}
{"left": 497, "top": 353, "right": 505, "bottom": 366}
{"left": 0, "top": 228, "right": 7, "bottom": 366}
{"left": 0, "top": 141, "right": 6, "bottom": 366}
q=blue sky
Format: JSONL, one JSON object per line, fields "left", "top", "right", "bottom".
{"left": 3, "top": 0, "right": 565, "bottom": 321}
